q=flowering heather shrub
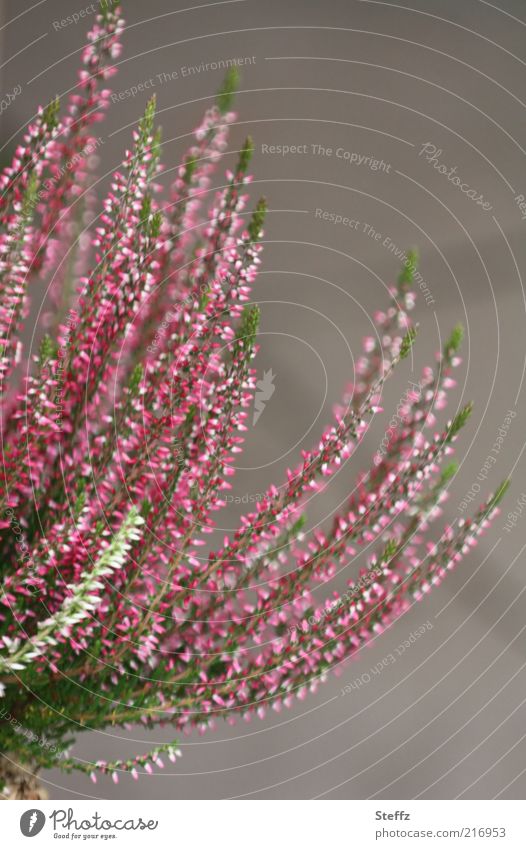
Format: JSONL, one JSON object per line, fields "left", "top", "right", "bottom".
{"left": 0, "top": 2, "right": 508, "bottom": 797}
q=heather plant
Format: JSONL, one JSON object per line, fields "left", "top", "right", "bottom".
{"left": 0, "top": 2, "right": 508, "bottom": 799}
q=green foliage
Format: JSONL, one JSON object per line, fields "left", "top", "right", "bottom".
{"left": 128, "top": 363, "right": 143, "bottom": 396}
{"left": 486, "top": 479, "right": 511, "bottom": 513}
{"left": 42, "top": 97, "right": 60, "bottom": 131}
{"left": 447, "top": 402, "right": 473, "bottom": 442}
{"left": 397, "top": 248, "right": 418, "bottom": 289}
{"left": 382, "top": 537, "right": 400, "bottom": 563}
{"left": 439, "top": 461, "right": 459, "bottom": 485}
{"left": 446, "top": 323, "right": 464, "bottom": 354}
{"left": 38, "top": 334, "right": 57, "bottom": 367}
{"left": 400, "top": 326, "right": 418, "bottom": 359}
{"left": 238, "top": 136, "right": 255, "bottom": 173}
{"left": 0, "top": 509, "right": 145, "bottom": 674}
{"left": 235, "top": 304, "right": 260, "bottom": 351}
{"left": 248, "top": 197, "right": 268, "bottom": 242}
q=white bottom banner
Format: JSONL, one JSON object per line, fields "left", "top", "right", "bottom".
{"left": 1, "top": 799, "right": 524, "bottom": 848}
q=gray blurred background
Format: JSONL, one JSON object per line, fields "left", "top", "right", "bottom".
{"left": 1, "top": 0, "right": 526, "bottom": 800}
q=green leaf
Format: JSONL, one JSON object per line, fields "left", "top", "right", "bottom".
{"left": 446, "top": 402, "right": 473, "bottom": 441}
{"left": 382, "top": 538, "right": 400, "bottom": 562}
{"left": 238, "top": 136, "right": 254, "bottom": 173}
{"left": 99, "top": 0, "right": 119, "bottom": 19}
{"left": 73, "top": 479, "right": 86, "bottom": 519}
{"left": 147, "top": 127, "right": 162, "bottom": 181}
{"left": 439, "top": 461, "right": 458, "bottom": 485}
{"left": 22, "top": 171, "right": 39, "bottom": 218}
{"left": 42, "top": 96, "right": 60, "bottom": 131}
{"left": 248, "top": 197, "right": 267, "bottom": 242}
{"left": 139, "top": 194, "right": 152, "bottom": 227}
{"left": 150, "top": 210, "right": 163, "bottom": 239}
{"left": 486, "top": 479, "right": 511, "bottom": 512}
{"left": 445, "top": 323, "right": 464, "bottom": 355}
{"left": 399, "top": 326, "right": 418, "bottom": 359}
{"left": 398, "top": 248, "right": 418, "bottom": 288}
{"left": 38, "top": 334, "right": 56, "bottom": 367}
{"left": 140, "top": 498, "right": 152, "bottom": 520}
{"left": 128, "top": 363, "right": 143, "bottom": 396}
{"left": 216, "top": 67, "right": 239, "bottom": 114}
{"left": 235, "top": 304, "right": 260, "bottom": 349}
{"left": 182, "top": 155, "right": 198, "bottom": 184}
{"left": 207, "top": 657, "right": 227, "bottom": 678}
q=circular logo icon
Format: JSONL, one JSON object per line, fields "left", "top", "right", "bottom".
{"left": 20, "top": 809, "right": 46, "bottom": 837}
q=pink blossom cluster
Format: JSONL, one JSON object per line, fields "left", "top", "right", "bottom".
{"left": 0, "top": 2, "right": 507, "bottom": 784}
